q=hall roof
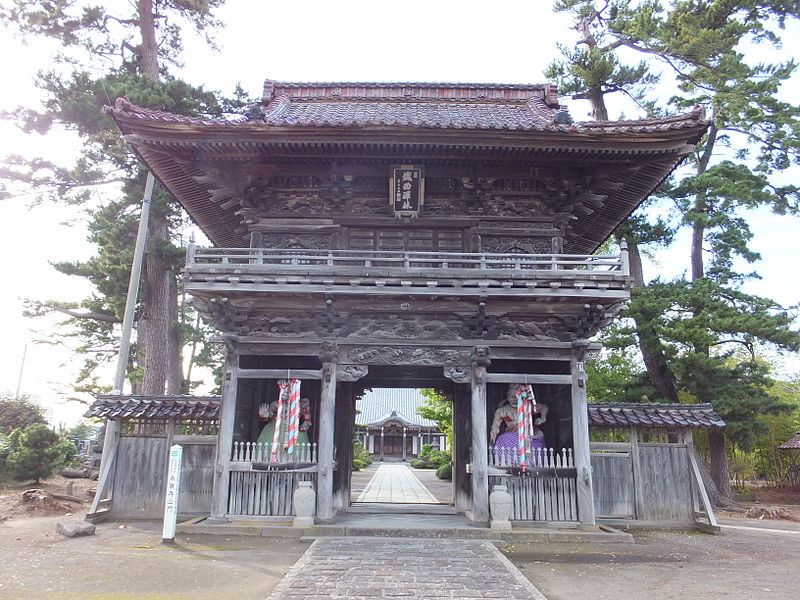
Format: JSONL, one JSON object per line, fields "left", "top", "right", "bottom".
{"left": 355, "top": 388, "right": 438, "bottom": 429}
{"left": 106, "top": 78, "right": 708, "bottom": 253}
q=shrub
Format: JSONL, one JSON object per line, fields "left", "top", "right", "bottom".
{"left": 435, "top": 462, "right": 452, "bottom": 480}
{"left": 409, "top": 458, "right": 430, "bottom": 469}
{"left": 427, "top": 450, "right": 451, "bottom": 468}
{"left": 352, "top": 440, "right": 372, "bottom": 471}
{"left": 6, "top": 424, "right": 63, "bottom": 484}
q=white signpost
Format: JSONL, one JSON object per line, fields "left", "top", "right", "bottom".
{"left": 162, "top": 444, "right": 183, "bottom": 543}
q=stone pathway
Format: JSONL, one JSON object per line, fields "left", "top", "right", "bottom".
{"left": 357, "top": 463, "right": 439, "bottom": 504}
{"left": 266, "top": 537, "right": 547, "bottom": 600}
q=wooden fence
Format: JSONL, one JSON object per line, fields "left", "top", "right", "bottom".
{"left": 110, "top": 430, "right": 216, "bottom": 518}
{"left": 489, "top": 446, "right": 578, "bottom": 522}
{"left": 227, "top": 442, "right": 319, "bottom": 517}
{"left": 590, "top": 439, "right": 694, "bottom": 522}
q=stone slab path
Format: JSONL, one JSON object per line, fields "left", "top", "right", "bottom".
{"left": 266, "top": 537, "right": 547, "bottom": 600}
{"left": 357, "top": 463, "right": 439, "bottom": 504}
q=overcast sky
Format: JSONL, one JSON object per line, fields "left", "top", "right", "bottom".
{"left": 0, "top": 1, "right": 798, "bottom": 426}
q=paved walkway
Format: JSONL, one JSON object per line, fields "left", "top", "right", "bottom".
{"left": 266, "top": 537, "right": 547, "bottom": 600}
{"left": 357, "top": 463, "right": 439, "bottom": 504}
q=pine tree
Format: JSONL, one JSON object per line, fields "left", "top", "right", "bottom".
{"left": 549, "top": 0, "right": 800, "bottom": 500}
{"left": 1, "top": 1, "right": 232, "bottom": 394}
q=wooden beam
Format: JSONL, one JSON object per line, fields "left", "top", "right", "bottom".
{"left": 237, "top": 368, "right": 322, "bottom": 380}
{"left": 571, "top": 354, "right": 596, "bottom": 526}
{"left": 486, "top": 373, "right": 572, "bottom": 385}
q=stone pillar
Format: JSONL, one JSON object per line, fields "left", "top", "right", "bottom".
{"left": 470, "top": 346, "right": 491, "bottom": 523}
{"left": 210, "top": 350, "right": 239, "bottom": 521}
{"left": 571, "top": 343, "right": 596, "bottom": 526}
{"left": 380, "top": 427, "right": 385, "bottom": 461}
{"left": 402, "top": 428, "right": 407, "bottom": 461}
{"left": 317, "top": 343, "right": 338, "bottom": 521}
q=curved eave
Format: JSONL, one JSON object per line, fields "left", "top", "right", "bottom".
{"left": 109, "top": 110, "right": 707, "bottom": 251}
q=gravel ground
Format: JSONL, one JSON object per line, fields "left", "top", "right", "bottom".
{"left": 503, "top": 519, "right": 800, "bottom": 600}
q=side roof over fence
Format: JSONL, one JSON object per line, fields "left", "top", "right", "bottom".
{"left": 87, "top": 396, "right": 725, "bottom": 428}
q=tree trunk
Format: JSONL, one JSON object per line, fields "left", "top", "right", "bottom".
{"left": 140, "top": 216, "right": 170, "bottom": 394}
{"left": 138, "top": 0, "right": 160, "bottom": 80}
{"left": 709, "top": 427, "right": 733, "bottom": 497}
{"left": 626, "top": 239, "right": 679, "bottom": 402}
{"left": 692, "top": 446, "right": 743, "bottom": 511}
{"left": 166, "top": 274, "right": 183, "bottom": 394}
{"left": 133, "top": 0, "right": 183, "bottom": 395}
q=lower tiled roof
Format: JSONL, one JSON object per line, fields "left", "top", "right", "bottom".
{"left": 587, "top": 402, "right": 725, "bottom": 428}
{"left": 86, "top": 395, "right": 221, "bottom": 420}
{"left": 85, "top": 396, "right": 725, "bottom": 429}
{"left": 778, "top": 431, "right": 800, "bottom": 450}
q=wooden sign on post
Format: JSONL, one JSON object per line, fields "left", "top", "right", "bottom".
{"left": 162, "top": 444, "right": 183, "bottom": 543}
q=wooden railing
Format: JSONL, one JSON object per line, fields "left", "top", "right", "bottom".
{"left": 186, "top": 246, "right": 628, "bottom": 275}
{"left": 489, "top": 445, "right": 574, "bottom": 469}
{"left": 231, "top": 441, "right": 317, "bottom": 465}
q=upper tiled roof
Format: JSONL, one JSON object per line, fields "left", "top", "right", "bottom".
{"left": 355, "top": 388, "right": 438, "bottom": 428}
{"left": 778, "top": 431, "right": 800, "bottom": 450}
{"left": 106, "top": 78, "right": 706, "bottom": 134}
{"left": 587, "top": 403, "right": 725, "bottom": 429}
{"left": 86, "top": 395, "right": 221, "bottom": 421}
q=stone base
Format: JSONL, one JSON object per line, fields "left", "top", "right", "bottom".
{"left": 490, "top": 520, "right": 512, "bottom": 531}
{"left": 293, "top": 516, "right": 314, "bottom": 528}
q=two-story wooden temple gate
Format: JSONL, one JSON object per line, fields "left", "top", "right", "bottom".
{"left": 100, "top": 79, "right": 708, "bottom": 526}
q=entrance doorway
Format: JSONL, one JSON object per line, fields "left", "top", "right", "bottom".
{"left": 349, "top": 387, "right": 453, "bottom": 511}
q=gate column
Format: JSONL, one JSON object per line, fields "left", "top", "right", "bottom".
{"left": 470, "top": 346, "right": 490, "bottom": 523}
{"left": 317, "top": 342, "right": 338, "bottom": 520}
{"left": 571, "top": 342, "right": 596, "bottom": 525}
{"left": 210, "top": 349, "right": 238, "bottom": 521}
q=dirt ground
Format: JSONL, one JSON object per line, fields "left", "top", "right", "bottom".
{"left": 2, "top": 476, "right": 799, "bottom": 600}
{"left": 0, "top": 516, "right": 308, "bottom": 600}
{"left": 505, "top": 518, "right": 800, "bottom": 600}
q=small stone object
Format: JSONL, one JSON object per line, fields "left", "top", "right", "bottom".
{"left": 65, "top": 481, "right": 74, "bottom": 497}
{"left": 489, "top": 484, "right": 513, "bottom": 531}
{"left": 292, "top": 481, "right": 316, "bottom": 528}
{"left": 56, "top": 520, "right": 96, "bottom": 538}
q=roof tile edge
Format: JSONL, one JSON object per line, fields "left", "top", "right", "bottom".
{"left": 262, "top": 79, "right": 558, "bottom": 105}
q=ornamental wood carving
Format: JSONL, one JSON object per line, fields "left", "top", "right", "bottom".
{"left": 480, "top": 237, "right": 552, "bottom": 255}
{"left": 260, "top": 233, "right": 331, "bottom": 250}
{"left": 347, "top": 346, "right": 467, "bottom": 366}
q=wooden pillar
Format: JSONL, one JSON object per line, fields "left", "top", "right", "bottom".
{"left": 571, "top": 348, "right": 596, "bottom": 526}
{"left": 333, "top": 381, "right": 354, "bottom": 512}
{"left": 402, "top": 427, "right": 407, "bottom": 461}
{"left": 470, "top": 347, "right": 490, "bottom": 523}
{"left": 317, "top": 356, "right": 337, "bottom": 521}
{"left": 210, "top": 350, "right": 239, "bottom": 521}
{"left": 380, "top": 427, "right": 385, "bottom": 461}
{"left": 451, "top": 383, "right": 472, "bottom": 513}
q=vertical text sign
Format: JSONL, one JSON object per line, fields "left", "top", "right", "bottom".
{"left": 390, "top": 166, "right": 424, "bottom": 216}
{"left": 162, "top": 444, "right": 183, "bottom": 542}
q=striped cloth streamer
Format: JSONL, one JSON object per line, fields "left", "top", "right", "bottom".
{"left": 517, "top": 387, "right": 527, "bottom": 470}
{"left": 271, "top": 381, "right": 287, "bottom": 462}
{"left": 286, "top": 379, "right": 301, "bottom": 455}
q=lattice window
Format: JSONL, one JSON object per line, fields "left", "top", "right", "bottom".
{"left": 177, "top": 419, "right": 220, "bottom": 435}
{"left": 120, "top": 419, "right": 168, "bottom": 437}
{"left": 590, "top": 427, "right": 631, "bottom": 443}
